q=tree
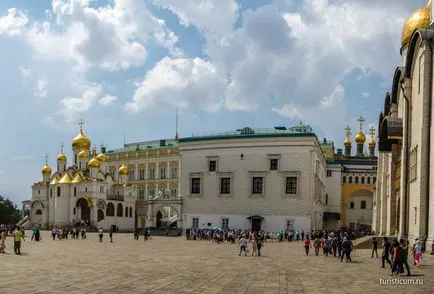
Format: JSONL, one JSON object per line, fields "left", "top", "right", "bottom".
{"left": 0, "top": 195, "right": 21, "bottom": 224}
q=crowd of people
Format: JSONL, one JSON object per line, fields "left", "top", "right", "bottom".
{"left": 0, "top": 225, "right": 26, "bottom": 255}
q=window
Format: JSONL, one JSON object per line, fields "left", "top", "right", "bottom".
{"left": 125, "top": 206, "right": 128, "bottom": 217}
{"left": 74, "top": 187, "right": 77, "bottom": 197}
{"left": 209, "top": 160, "right": 216, "bottom": 172}
{"left": 325, "top": 194, "right": 328, "bottom": 205}
{"left": 129, "top": 207, "right": 132, "bottom": 218}
{"left": 285, "top": 177, "right": 297, "bottom": 194}
{"left": 221, "top": 218, "right": 229, "bottom": 229}
{"left": 160, "top": 167, "right": 166, "bottom": 179}
{"left": 361, "top": 177, "right": 365, "bottom": 184}
{"left": 191, "top": 178, "right": 201, "bottom": 194}
{"left": 373, "top": 177, "right": 377, "bottom": 184}
{"left": 171, "top": 166, "right": 178, "bottom": 179}
{"left": 128, "top": 169, "right": 135, "bottom": 181}
{"left": 355, "top": 176, "right": 359, "bottom": 184}
{"left": 171, "top": 188, "right": 177, "bottom": 197}
{"left": 367, "top": 177, "right": 371, "bottom": 184}
{"left": 349, "top": 176, "right": 353, "bottom": 183}
{"left": 38, "top": 189, "right": 40, "bottom": 194}
{"left": 326, "top": 170, "right": 332, "bottom": 177}
{"left": 192, "top": 217, "right": 199, "bottom": 228}
{"left": 50, "top": 189, "right": 52, "bottom": 198}
{"left": 350, "top": 201, "right": 354, "bottom": 209}
{"left": 149, "top": 168, "right": 155, "bottom": 180}
{"left": 138, "top": 190, "right": 145, "bottom": 201}
{"left": 220, "top": 178, "right": 231, "bottom": 194}
{"left": 74, "top": 154, "right": 77, "bottom": 165}
{"left": 252, "top": 177, "right": 263, "bottom": 194}
{"left": 57, "top": 187, "right": 61, "bottom": 197}
{"left": 73, "top": 208, "right": 76, "bottom": 215}
{"left": 117, "top": 203, "right": 123, "bottom": 217}
{"left": 139, "top": 169, "right": 145, "bottom": 180}
{"left": 100, "top": 186, "right": 104, "bottom": 193}
{"left": 36, "top": 209, "right": 42, "bottom": 215}
{"left": 286, "top": 219, "right": 295, "bottom": 231}
{"left": 343, "top": 176, "right": 346, "bottom": 183}
{"left": 361, "top": 201, "right": 366, "bottom": 209}
{"left": 270, "top": 159, "right": 278, "bottom": 170}
{"left": 106, "top": 203, "right": 114, "bottom": 216}
{"left": 149, "top": 189, "right": 155, "bottom": 198}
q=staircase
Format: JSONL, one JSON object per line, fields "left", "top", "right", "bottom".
{"left": 16, "top": 215, "right": 29, "bottom": 227}
{"left": 167, "top": 215, "right": 178, "bottom": 227}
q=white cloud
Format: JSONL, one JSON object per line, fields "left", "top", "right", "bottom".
{"left": 35, "top": 76, "right": 48, "bottom": 98}
{"left": 0, "top": 8, "right": 29, "bottom": 36}
{"left": 58, "top": 83, "right": 102, "bottom": 122}
{"left": 126, "top": 57, "right": 226, "bottom": 113}
{"left": 19, "top": 66, "right": 32, "bottom": 78}
{"left": 99, "top": 94, "right": 118, "bottom": 107}
{"left": 12, "top": 156, "right": 35, "bottom": 161}
{"left": 361, "top": 92, "right": 370, "bottom": 98}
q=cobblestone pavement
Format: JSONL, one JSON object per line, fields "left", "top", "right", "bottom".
{"left": 0, "top": 232, "right": 433, "bottom": 294}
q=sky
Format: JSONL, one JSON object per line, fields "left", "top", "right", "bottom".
{"left": 0, "top": 0, "right": 427, "bottom": 205}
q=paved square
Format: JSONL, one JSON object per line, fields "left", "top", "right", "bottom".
{"left": 0, "top": 232, "right": 433, "bottom": 293}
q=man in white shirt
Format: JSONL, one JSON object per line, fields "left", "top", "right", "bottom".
{"left": 239, "top": 235, "right": 247, "bottom": 256}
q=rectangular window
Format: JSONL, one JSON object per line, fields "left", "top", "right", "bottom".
{"left": 285, "top": 177, "right": 297, "bottom": 194}
{"left": 326, "top": 170, "right": 332, "bottom": 177}
{"left": 209, "top": 160, "right": 216, "bottom": 172}
{"left": 361, "top": 201, "right": 366, "bottom": 209}
{"left": 138, "top": 190, "right": 145, "bottom": 201}
{"left": 270, "top": 159, "right": 278, "bottom": 170}
{"left": 355, "top": 177, "right": 359, "bottom": 184}
{"left": 221, "top": 218, "right": 229, "bottom": 229}
{"left": 349, "top": 176, "right": 353, "bottom": 183}
{"left": 74, "top": 187, "right": 77, "bottom": 197}
{"left": 252, "top": 177, "right": 263, "bottom": 194}
{"left": 373, "top": 177, "right": 377, "bottom": 184}
{"left": 191, "top": 178, "right": 201, "bottom": 194}
{"left": 171, "top": 166, "right": 178, "bottom": 179}
{"left": 57, "top": 187, "right": 61, "bottom": 197}
{"left": 50, "top": 189, "right": 53, "bottom": 197}
{"left": 160, "top": 167, "right": 166, "bottom": 179}
{"left": 286, "top": 219, "right": 294, "bottom": 231}
{"left": 128, "top": 169, "right": 135, "bottom": 181}
{"left": 192, "top": 217, "right": 199, "bottom": 228}
{"left": 343, "top": 176, "right": 346, "bottom": 183}
{"left": 220, "top": 178, "right": 231, "bottom": 194}
{"left": 149, "top": 168, "right": 155, "bottom": 180}
{"left": 367, "top": 177, "right": 371, "bottom": 184}
{"left": 325, "top": 194, "right": 328, "bottom": 205}
{"left": 149, "top": 189, "right": 155, "bottom": 197}
{"left": 139, "top": 169, "right": 145, "bottom": 180}
{"left": 361, "top": 177, "right": 365, "bottom": 184}
{"left": 171, "top": 188, "right": 177, "bottom": 197}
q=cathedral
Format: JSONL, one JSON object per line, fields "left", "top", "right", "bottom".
{"left": 30, "top": 123, "right": 137, "bottom": 230}
{"left": 374, "top": 0, "right": 434, "bottom": 253}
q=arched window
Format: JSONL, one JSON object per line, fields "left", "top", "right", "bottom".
{"left": 367, "top": 177, "right": 371, "bottom": 184}
{"left": 98, "top": 209, "right": 104, "bottom": 222}
{"left": 74, "top": 187, "right": 77, "bottom": 197}
{"left": 343, "top": 176, "right": 347, "bottom": 183}
{"left": 361, "top": 201, "right": 366, "bottom": 209}
{"left": 125, "top": 206, "right": 128, "bottom": 217}
{"left": 349, "top": 176, "right": 353, "bottom": 183}
{"left": 57, "top": 187, "right": 61, "bottom": 197}
{"left": 350, "top": 201, "right": 354, "bottom": 209}
{"left": 355, "top": 176, "right": 359, "bottom": 184}
{"left": 129, "top": 207, "right": 132, "bottom": 218}
{"left": 106, "top": 203, "right": 115, "bottom": 216}
{"left": 117, "top": 203, "right": 123, "bottom": 217}
{"left": 36, "top": 209, "right": 42, "bottom": 215}
{"left": 361, "top": 177, "right": 365, "bottom": 184}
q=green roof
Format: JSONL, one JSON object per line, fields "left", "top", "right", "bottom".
{"left": 179, "top": 128, "right": 316, "bottom": 143}
{"left": 107, "top": 139, "right": 178, "bottom": 154}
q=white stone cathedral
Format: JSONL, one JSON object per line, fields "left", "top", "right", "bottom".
{"left": 30, "top": 123, "right": 137, "bottom": 230}
{"left": 374, "top": 0, "right": 434, "bottom": 253}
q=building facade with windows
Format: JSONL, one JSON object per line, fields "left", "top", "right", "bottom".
{"left": 105, "top": 139, "right": 181, "bottom": 230}
{"left": 30, "top": 125, "right": 136, "bottom": 230}
{"left": 374, "top": 0, "right": 434, "bottom": 253}
{"left": 322, "top": 118, "right": 377, "bottom": 231}
{"left": 178, "top": 125, "right": 327, "bottom": 233}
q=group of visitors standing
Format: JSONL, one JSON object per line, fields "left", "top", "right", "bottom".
{"left": 0, "top": 226, "right": 26, "bottom": 255}
{"left": 238, "top": 232, "right": 264, "bottom": 256}
{"left": 303, "top": 231, "right": 355, "bottom": 263}
{"left": 376, "top": 236, "right": 424, "bottom": 276}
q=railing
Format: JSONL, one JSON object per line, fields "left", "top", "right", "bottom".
{"left": 107, "top": 195, "right": 124, "bottom": 201}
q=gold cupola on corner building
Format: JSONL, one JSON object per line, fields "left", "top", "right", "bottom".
{"left": 72, "top": 120, "right": 91, "bottom": 150}
{"left": 401, "top": 1, "right": 432, "bottom": 48}
{"left": 355, "top": 116, "right": 366, "bottom": 157}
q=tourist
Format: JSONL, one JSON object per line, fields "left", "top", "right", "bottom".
{"left": 381, "top": 237, "right": 392, "bottom": 268}
{"left": 81, "top": 227, "right": 86, "bottom": 239}
{"left": 35, "top": 227, "right": 41, "bottom": 242}
{"left": 413, "top": 241, "right": 423, "bottom": 267}
{"left": 31, "top": 226, "right": 37, "bottom": 241}
{"left": 109, "top": 226, "right": 114, "bottom": 242}
{"left": 239, "top": 235, "right": 247, "bottom": 256}
{"left": 256, "top": 234, "right": 263, "bottom": 256}
{"left": 303, "top": 237, "right": 311, "bottom": 256}
{"left": 340, "top": 237, "right": 352, "bottom": 263}
{"left": 52, "top": 227, "right": 57, "bottom": 240}
{"left": 314, "top": 237, "right": 321, "bottom": 256}
{"left": 251, "top": 234, "right": 258, "bottom": 256}
{"left": 371, "top": 237, "right": 378, "bottom": 258}
{"left": 0, "top": 229, "right": 6, "bottom": 253}
{"left": 13, "top": 227, "right": 25, "bottom": 255}
{"left": 98, "top": 227, "right": 103, "bottom": 242}
{"left": 301, "top": 229, "right": 305, "bottom": 241}
{"left": 391, "top": 240, "right": 403, "bottom": 275}
{"left": 399, "top": 239, "right": 411, "bottom": 276}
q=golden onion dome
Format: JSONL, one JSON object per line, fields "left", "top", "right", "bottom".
{"left": 88, "top": 157, "right": 101, "bottom": 168}
{"left": 355, "top": 131, "right": 366, "bottom": 144}
{"left": 41, "top": 164, "right": 52, "bottom": 174}
{"left": 96, "top": 153, "right": 107, "bottom": 162}
{"left": 78, "top": 150, "right": 88, "bottom": 158}
{"left": 369, "top": 137, "right": 376, "bottom": 147}
{"left": 72, "top": 131, "right": 91, "bottom": 150}
{"left": 57, "top": 153, "right": 67, "bottom": 161}
{"left": 118, "top": 164, "right": 128, "bottom": 175}
{"left": 344, "top": 137, "right": 351, "bottom": 146}
{"left": 401, "top": 3, "right": 431, "bottom": 47}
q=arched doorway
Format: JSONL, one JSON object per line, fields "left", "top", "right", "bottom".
{"left": 77, "top": 198, "right": 91, "bottom": 224}
{"left": 156, "top": 211, "right": 162, "bottom": 228}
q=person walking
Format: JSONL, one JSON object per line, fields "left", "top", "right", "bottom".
{"left": 391, "top": 240, "right": 403, "bottom": 275}
{"left": 381, "top": 237, "right": 392, "bottom": 268}
{"left": 239, "top": 235, "right": 247, "bottom": 256}
{"left": 98, "top": 227, "right": 103, "bottom": 242}
{"left": 413, "top": 241, "right": 423, "bottom": 267}
{"left": 251, "top": 235, "right": 258, "bottom": 256}
{"left": 0, "top": 229, "right": 7, "bottom": 253}
{"left": 399, "top": 239, "right": 411, "bottom": 276}
{"left": 303, "top": 237, "right": 311, "bottom": 256}
{"left": 109, "top": 226, "right": 114, "bottom": 243}
{"left": 371, "top": 237, "right": 378, "bottom": 258}
{"left": 256, "top": 235, "right": 263, "bottom": 257}
{"left": 13, "top": 227, "right": 25, "bottom": 255}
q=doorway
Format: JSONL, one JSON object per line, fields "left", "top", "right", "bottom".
{"left": 251, "top": 219, "right": 261, "bottom": 232}
{"left": 156, "top": 211, "right": 162, "bottom": 228}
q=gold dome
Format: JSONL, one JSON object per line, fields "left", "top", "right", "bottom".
{"left": 88, "top": 157, "right": 101, "bottom": 168}
{"left": 72, "top": 131, "right": 91, "bottom": 150}
{"left": 118, "top": 164, "right": 128, "bottom": 175}
{"left": 344, "top": 137, "right": 351, "bottom": 146}
{"left": 369, "top": 137, "right": 376, "bottom": 147}
{"left": 96, "top": 153, "right": 107, "bottom": 162}
{"left": 355, "top": 131, "right": 366, "bottom": 144}
{"left": 78, "top": 150, "right": 88, "bottom": 158}
{"left": 401, "top": 3, "right": 431, "bottom": 47}
{"left": 41, "top": 164, "right": 52, "bottom": 174}
{"left": 57, "top": 153, "right": 67, "bottom": 161}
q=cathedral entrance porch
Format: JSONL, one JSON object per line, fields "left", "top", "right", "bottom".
{"left": 76, "top": 198, "right": 91, "bottom": 226}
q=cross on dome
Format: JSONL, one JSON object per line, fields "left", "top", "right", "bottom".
{"left": 357, "top": 116, "right": 365, "bottom": 132}
{"left": 60, "top": 143, "right": 64, "bottom": 153}
{"left": 78, "top": 119, "right": 85, "bottom": 131}
{"left": 369, "top": 127, "right": 376, "bottom": 138}
{"left": 345, "top": 125, "right": 352, "bottom": 137}
{"left": 45, "top": 154, "right": 49, "bottom": 164}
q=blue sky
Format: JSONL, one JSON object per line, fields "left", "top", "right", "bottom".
{"left": 0, "top": 0, "right": 427, "bottom": 205}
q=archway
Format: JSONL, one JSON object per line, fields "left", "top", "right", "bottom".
{"left": 156, "top": 211, "right": 162, "bottom": 228}
{"left": 106, "top": 203, "right": 114, "bottom": 216}
{"left": 76, "top": 198, "right": 91, "bottom": 224}
{"left": 153, "top": 205, "right": 179, "bottom": 228}
{"left": 98, "top": 209, "right": 104, "bottom": 222}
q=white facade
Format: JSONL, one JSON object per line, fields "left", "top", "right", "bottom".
{"left": 178, "top": 129, "right": 326, "bottom": 233}
{"left": 323, "top": 163, "right": 342, "bottom": 230}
